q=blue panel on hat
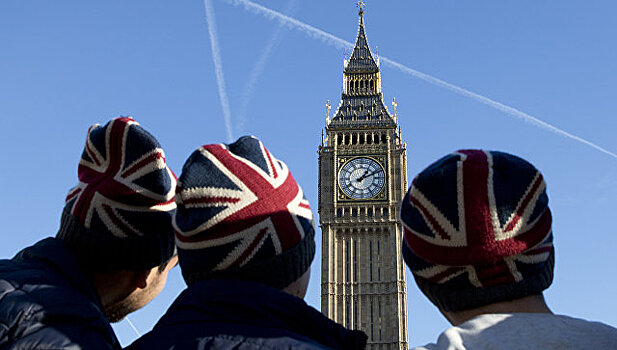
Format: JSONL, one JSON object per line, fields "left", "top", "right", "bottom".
{"left": 227, "top": 136, "right": 269, "bottom": 175}
{"left": 123, "top": 125, "right": 159, "bottom": 169}
{"left": 297, "top": 216, "right": 314, "bottom": 237}
{"left": 400, "top": 195, "right": 437, "bottom": 239}
{"left": 89, "top": 210, "right": 111, "bottom": 235}
{"left": 89, "top": 125, "right": 107, "bottom": 160}
{"left": 402, "top": 242, "right": 435, "bottom": 271}
{"left": 413, "top": 154, "right": 461, "bottom": 231}
{"left": 116, "top": 207, "right": 172, "bottom": 237}
{"left": 250, "top": 235, "right": 277, "bottom": 264}
{"left": 180, "top": 238, "right": 241, "bottom": 272}
{"left": 181, "top": 150, "right": 240, "bottom": 191}
{"left": 530, "top": 192, "right": 549, "bottom": 223}
{"left": 492, "top": 152, "right": 539, "bottom": 227}
{"left": 81, "top": 150, "right": 94, "bottom": 164}
{"left": 133, "top": 170, "right": 173, "bottom": 197}
{"left": 174, "top": 206, "right": 227, "bottom": 232}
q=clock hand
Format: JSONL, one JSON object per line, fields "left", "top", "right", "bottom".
{"left": 356, "top": 169, "right": 383, "bottom": 182}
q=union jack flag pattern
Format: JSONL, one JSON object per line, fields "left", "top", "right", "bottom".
{"left": 64, "top": 117, "right": 176, "bottom": 238}
{"left": 400, "top": 150, "right": 554, "bottom": 308}
{"left": 174, "top": 136, "right": 315, "bottom": 287}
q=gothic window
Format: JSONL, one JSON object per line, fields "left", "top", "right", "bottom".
{"left": 352, "top": 208, "right": 358, "bottom": 217}
{"left": 367, "top": 207, "right": 373, "bottom": 217}
{"left": 345, "top": 240, "right": 350, "bottom": 282}
{"left": 344, "top": 134, "right": 349, "bottom": 145}
{"left": 354, "top": 300, "right": 358, "bottom": 330}
{"left": 381, "top": 133, "right": 386, "bottom": 144}
{"left": 369, "top": 241, "right": 373, "bottom": 281}
{"left": 370, "top": 298, "right": 374, "bottom": 340}
{"left": 367, "top": 133, "right": 373, "bottom": 144}
{"left": 379, "top": 299, "right": 383, "bottom": 341}
{"left": 337, "top": 208, "right": 342, "bottom": 217}
{"left": 346, "top": 298, "right": 351, "bottom": 327}
{"left": 353, "top": 240, "right": 358, "bottom": 281}
{"left": 359, "top": 134, "right": 365, "bottom": 145}
{"left": 370, "top": 79, "right": 374, "bottom": 90}
{"left": 377, "top": 240, "right": 381, "bottom": 281}
{"left": 352, "top": 134, "right": 357, "bottom": 144}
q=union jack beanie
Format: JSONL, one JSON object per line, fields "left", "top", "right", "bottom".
{"left": 173, "top": 136, "right": 315, "bottom": 289}
{"left": 57, "top": 117, "right": 177, "bottom": 271}
{"left": 400, "top": 150, "right": 554, "bottom": 312}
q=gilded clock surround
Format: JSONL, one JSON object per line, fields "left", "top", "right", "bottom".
{"left": 337, "top": 156, "right": 387, "bottom": 201}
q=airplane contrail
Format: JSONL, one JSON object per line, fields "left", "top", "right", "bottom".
{"left": 237, "top": 0, "right": 299, "bottom": 134}
{"left": 204, "top": 0, "right": 234, "bottom": 142}
{"left": 125, "top": 316, "right": 142, "bottom": 337}
{"left": 220, "top": 0, "right": 617, "bottom": 159}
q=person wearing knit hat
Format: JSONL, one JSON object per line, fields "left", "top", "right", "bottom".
{"left": 128, "top": 136, "right": 367, "bottom": 350}
{"left": 0, "top": 117, "right": 178, "bottom": 349}
{"left": 400, "top": 149, "right": 617, "bottom": 350}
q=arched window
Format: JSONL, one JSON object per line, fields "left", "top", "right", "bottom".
{"left": 381, "top": 134, "right": 386, "bottom": 143}
{"left": 359, "top": 134, "right": 365, "bottom": 144}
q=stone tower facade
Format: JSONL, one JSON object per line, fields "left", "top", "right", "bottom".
{"left": 318, "top": 6, "right": 408, "bottom": 350}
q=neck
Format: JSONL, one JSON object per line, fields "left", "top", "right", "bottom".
{"left": 91, "top": 270, "right": 136, "bottom": 309}
{"left": 443, "top": 294, "right": 553, "bottom": 326}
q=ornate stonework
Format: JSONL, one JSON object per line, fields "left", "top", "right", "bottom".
{"left": 318, "top": 7, "right": 408, "bottom": 350}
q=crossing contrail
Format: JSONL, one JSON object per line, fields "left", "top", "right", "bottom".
{"left": 220, "top": 0, "right": 617, "bottom": 159}
{"left": 204, "top": 0, "right": 234, "bottom": 142}
{"left": 237, "top": 0, "right": 299, "bottom": 133}
{"left": 125, "top": 316, "right": 142, "bottom": 337}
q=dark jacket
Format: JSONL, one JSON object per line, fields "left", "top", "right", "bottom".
{"left": 127, "top": 279, "right": 367, "bottom": 350}
{"left": 0, "top": 238, "right": 120, "bottom": 349}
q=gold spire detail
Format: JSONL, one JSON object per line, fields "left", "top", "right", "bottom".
{"left": 356, "top": 0, "right": 365, "bottom": 16}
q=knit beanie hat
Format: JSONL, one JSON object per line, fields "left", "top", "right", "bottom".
{"left": 400, "top": 149, "right": 554, "bottom": 312}
{"left": 57, "top": 117, "right": 177, "bottom": 272}
{"left": 174, "top": 136, "right": 315, "bottom": 288}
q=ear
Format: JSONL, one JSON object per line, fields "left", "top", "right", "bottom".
{"left": 134, "top": 270, "right": 151, "bottom": 289}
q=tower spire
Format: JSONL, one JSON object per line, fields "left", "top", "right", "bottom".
{"left": 357, "top": 0, "right": 366, "bottom": 15}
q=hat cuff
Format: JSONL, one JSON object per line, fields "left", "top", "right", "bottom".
{"left": 405, "top": 243, "right": 555, "bottom": 312}
{"left": 182, "top": 227, "right": 316, "bottom": 289}
{"left": 56, "top": 208, "right": 175, "bottom": 272}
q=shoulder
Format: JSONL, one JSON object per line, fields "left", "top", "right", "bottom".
{"left": 412, "top": 313, "right": 617, "bottom": 350}
{"left": 0, "top": 248, "right": 119, "bottom": 349}
{"left": 128, "top": 333, "right": 331, "bottom": 350}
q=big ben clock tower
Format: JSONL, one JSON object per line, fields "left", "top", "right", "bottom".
{"left": 318, "top": 3, "right": 408, "bottom": 350}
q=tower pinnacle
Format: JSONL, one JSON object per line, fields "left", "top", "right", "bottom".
{"left": 357, "top": 0, "right": 366, "bottom": 15}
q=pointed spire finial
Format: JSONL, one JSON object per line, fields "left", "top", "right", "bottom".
{"left": 357, "top": 0, "right": 366, "bottom": 16}
{"left": 326, "top": 100, "right": 332, "bottom": 124}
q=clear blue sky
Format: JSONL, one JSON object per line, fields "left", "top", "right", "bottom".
{"left": 1, "top": 0, "right": 616, "bottom": 347}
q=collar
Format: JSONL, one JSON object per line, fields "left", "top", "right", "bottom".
{"left": 161, "top": 279, "right": 367, "bottom": 349}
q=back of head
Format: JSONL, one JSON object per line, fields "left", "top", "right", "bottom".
{"left": 173, "top": 136, "right": 315, "bottom": 290}
{"left": 399, "top": 149, "right": 554, "bottom": 312}
{"left": 57, "top": 117, "right": 177, "bottom": 272}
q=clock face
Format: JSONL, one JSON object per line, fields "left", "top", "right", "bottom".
{"left": 338, "top": 157, "right": 385, "bottom": 199}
